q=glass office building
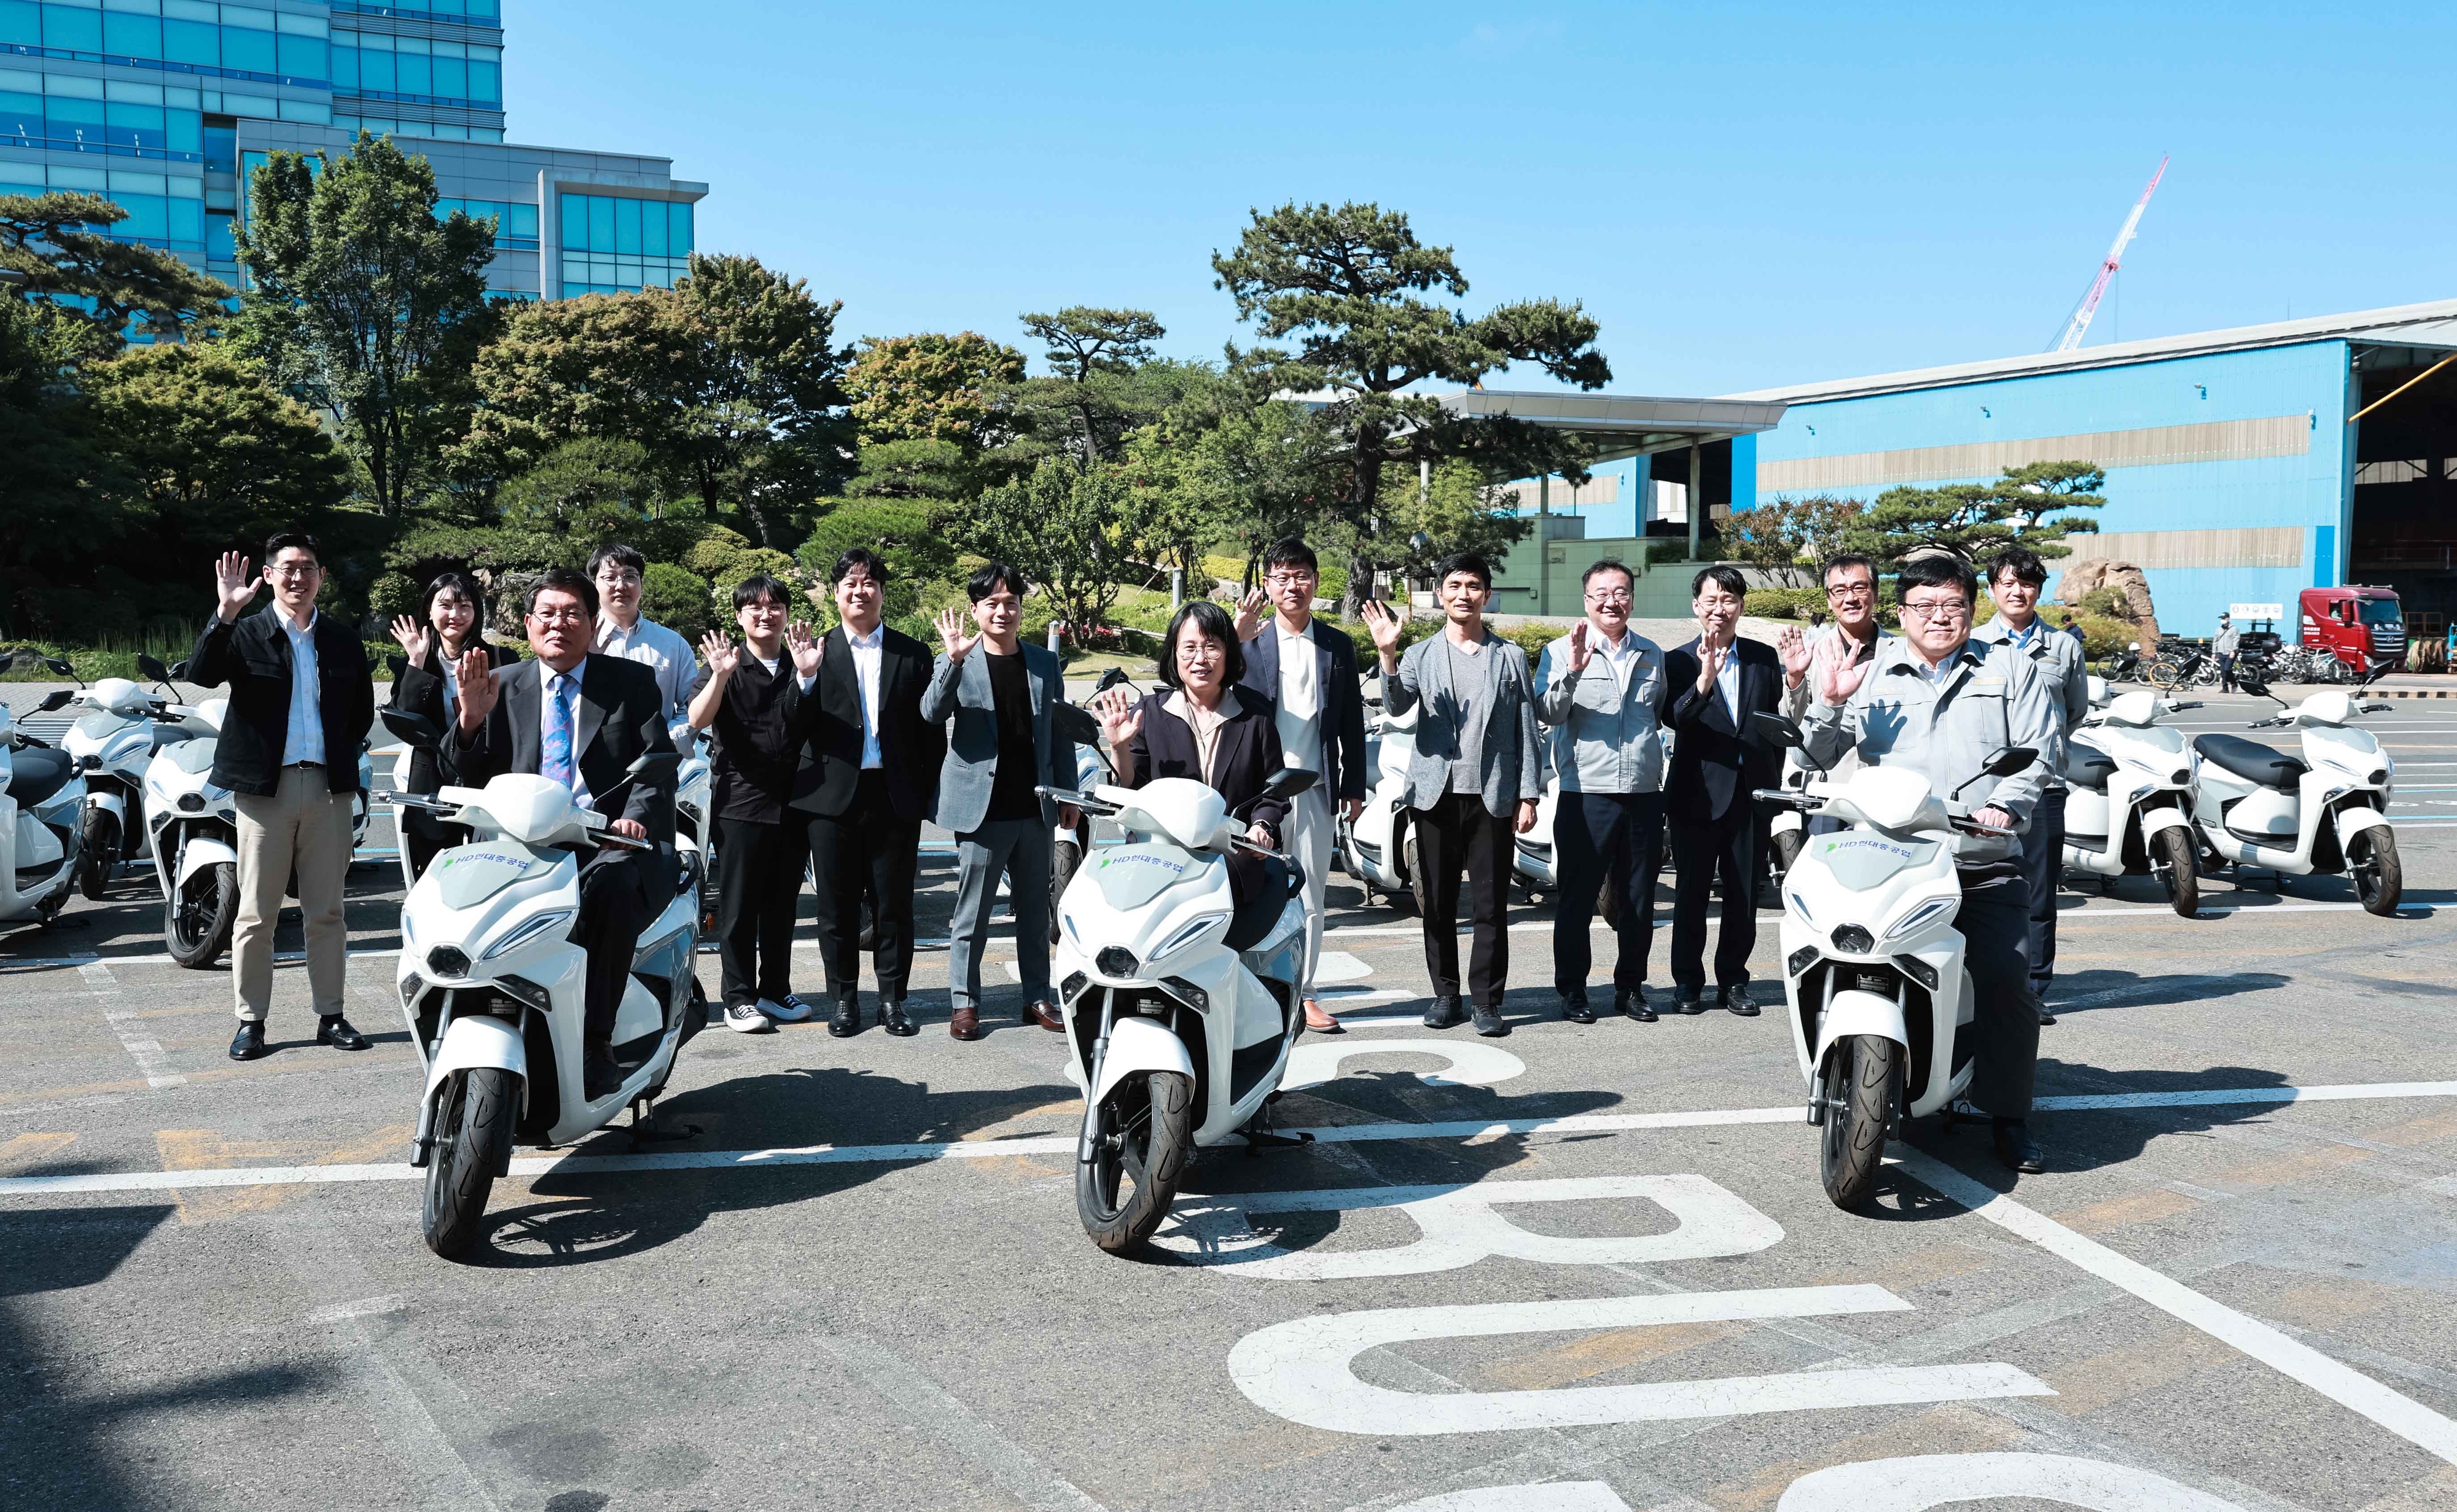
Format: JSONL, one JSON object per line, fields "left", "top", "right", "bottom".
{"left": 0, "top": 0, "right": 705, "bottom": 302}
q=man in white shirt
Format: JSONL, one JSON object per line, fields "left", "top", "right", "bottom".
{"left": 589, "top": 543, "right": 700, "bottom": 723}
{"left": 1233, "top": 539, "right": 1370, "bottom": 1032}
{"left": 1975, "top": 545, "right": 2092, "bottom": 1021}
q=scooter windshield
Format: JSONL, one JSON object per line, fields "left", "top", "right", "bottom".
{"left": 429, "top": 844, "right": 554, "bottom": 910}
{"left": 1090, "top": 843, "right": 1206, "bottom": 910}
{"left": 1809, "top": 832, "right": 1941, "bottom": 890}
{"left": 163, "top": 739, "right": 216, "bottom": 775}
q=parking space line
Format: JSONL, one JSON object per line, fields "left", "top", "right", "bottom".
{"left": 80, "top": 961, "right": 186, "bottom": 1089}
{"left": 1892, "top": 1147, "right": 2457, "bottom": 1466}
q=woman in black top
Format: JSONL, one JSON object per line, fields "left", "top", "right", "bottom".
{"left": 1092, "top": 599, "right": 1289, "bottom": 846}
{"left": 386, "top": 571, "right": 518, "bottom": 877}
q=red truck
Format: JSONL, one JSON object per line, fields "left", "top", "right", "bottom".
{"left": 2300, "top": 586, "right": 2407, "bottom": 671}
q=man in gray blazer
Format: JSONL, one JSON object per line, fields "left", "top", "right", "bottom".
{"left": 922, "top": 564, "right": 1080, "bottom": 1042}
{"left": 1975, "top": 544, "right": 2092, "bottom": 1021}
{"left": 1361, "top": 554, "right": 1541, "bottom": 1037}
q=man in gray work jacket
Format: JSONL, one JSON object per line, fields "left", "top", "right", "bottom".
{"left": 1802, "top": 551, "right": 2060, "bottom": 1175}
{"left": 1974, "top": 545, "right": 2092, "bottom": 1022}
{"left": 1533, "top": 559, "right": 1665, "bottom": 1024}
{"left": 1361, "top": 553, "right": 1542, "bottom": 1038}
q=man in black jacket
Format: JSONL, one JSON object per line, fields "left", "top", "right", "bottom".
{"left": 424, "top": 567, "right": 676, "bottom": 1099}
{"left": 190, "top": 532, "right": 375, "bottom": 1062}
{"left": 787, "top": 548, "right": 943, "bottom": 1038}
{"left": 1662, "top": 566, "right": 1783, "bottom": 1015}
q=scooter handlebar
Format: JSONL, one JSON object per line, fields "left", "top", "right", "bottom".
{"left": 1751, "top": 788, "right": 1814, "bottom": 811}
{"left": 1950, "top": 817, "right": 2016, "bottom": 839}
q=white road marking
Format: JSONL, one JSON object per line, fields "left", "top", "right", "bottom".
{"left": 1389, "top": 1485, "right": 1633, "bottom": 1512}
{"left": 1775, "top": 1452, "right": 2254, "bottom": 1511}
{"left": 1152, "top": 1174, "right": 1780, "bottom": 1280}
{"left": 1892, "top": 1147, "right": 2457, "bottom": 1467}
{"left": 1312, "top": 949, "right": 1375, "bottom": 984}
{"left": 307, "top": 1294, "right": 407, "bottom": 1324}
{"left": 2, "top": 1078, "right": 2450, "bottom": 1198}
{"left": 1282, "top": 1039, "right": 1525, "bottom": 1093}
{"left": 811, "top": 1333, "right": 1109, "bottom": 1512}
{"left": 1226, "top": 1287, "right": 2052, "bottom": 1434}
{"left": 80, "top": 961, "right": 186, "bottom": 1089}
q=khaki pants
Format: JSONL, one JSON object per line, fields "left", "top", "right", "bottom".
{"left": 232, "top": 766, "right": 353, "bottom": 1023}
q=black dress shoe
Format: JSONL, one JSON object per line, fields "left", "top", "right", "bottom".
{"left": 828, "top": 997, "right": 861, "bottom": 1037}
{"left": 1992, "top": 1118, "right": 2046, "bottom": 1174}
{"left": 1719, "top": 984, "right": 1759, "bottom": 1017}
{"left": 229, "top": 1021, "right": 267, "bottom": 1061}
{"left": 879, "top": 1000, "right": 917, "bottom": 1037}
{"left": 316, "top": 1014, "right": 370, "bottom": 1051}
{"left": 1673, "top": 988, "right": 1706, "bottom": 1015}
{"left": 1559, "top": 992, "right": 1595, "bottom": 1024}
{"left": 1422, "top": 995, "right": 1466, "bottom": 1029}
{"left": 1470, "top": 1002, "right": 1509, "bottom": 1037}
{"left": 2036, "top": 999, "right": 2058, "bottom": 1026}
{"left": 1617, "top": 987, "right": 1658, "bottom": 1023}
{"left": 582, "top": 1045, "right": 624, "bottom": 1101}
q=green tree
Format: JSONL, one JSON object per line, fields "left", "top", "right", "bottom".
{"left": 1122, "top": 388, "right": 1336, "bottom": 582}
{"left": 843, "top": 330, "right": 1024, "bottom": 454}
{"left": 640, "top": 560, "right": 715, "bottom": 642}
{"left": 842, "top": 438, "right": 978, "bottom": 500}
{"left": 495, "top": 437, "right": 662, "bottom": 534}
{"left": 0, "top": 191, "right": 232, "bottom": 356}
{"left": 958, "top": 457, "right": 1132, "bottom": 646}
{"left": 1211, "top": 201, "right": 1611, "bottom": 611}
{"left": 230, "top": 133, "right": 499, "bottom": 518}
{"left": 84, "top": 343, "right": 352, "bottom": 550}
{"left": 676, "top": 253, "right": 855, "bottom": 547}
{"left": 455, "top": 289, "right": 703, "bottom": 492}
{"left": 1361, "top": 460, "right": 1533, "bottom": 588}
{"left": 1012, "top": 306, "right": 1169, "bottom": 469}
{"left": 1845, "top": 461, "right": 2105, "bottom": 563}
{"left": 1719, "top": 494, "right": 1868, "bottom": 585}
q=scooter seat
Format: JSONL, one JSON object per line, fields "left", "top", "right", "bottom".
{"left": 4, "top": 746, "right": 74, "bottom": 808}
{"left": 2193, "top": 732, "right": 2307, "bottom": 790}
{"left": 1223, "top": 852, "right": 1297, "bottom": 951}
{"left": 2063, "top": 744, "right": 2117, "bottom": 789}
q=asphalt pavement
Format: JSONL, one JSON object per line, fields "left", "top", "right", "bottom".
{"left": 3, "top": 690, "right": 2456, "bottom": 1511}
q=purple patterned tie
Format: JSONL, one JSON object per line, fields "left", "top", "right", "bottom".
{"left": 541, "top": 672, "right": 576, "bottom": 790}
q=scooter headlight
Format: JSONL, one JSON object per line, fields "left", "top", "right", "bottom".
{"left": 1150, "top": 911, "right": 1230, "bottom": 962}
{"left": 1883, "top": 897, "right": 1956, "bottom": 941}
{"left": 480, "top": 908, "right": 576, "bottom": 961}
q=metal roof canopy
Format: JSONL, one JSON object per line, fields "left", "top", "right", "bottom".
{"left": 1724, "top": 296, "right": 2457, "bottom": 406}
{"left": 1437, "top": 389, "right": 1788, "bottom": 464}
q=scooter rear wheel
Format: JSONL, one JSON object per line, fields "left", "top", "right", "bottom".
{"left": 79, "top": 809, "right": 117, "bottom": 901}
{"left": 1820, "top": 1034, "right": 1899, "bottom": 1211}
{"left": 2153, "top": 826, "right": 2199, "bottom": 918}
{"left": 1077, "top": 1069, "right": 1193, "bottom": 1255}
{"left": 164, "top": 860, "right": 238, "bottom": 970}
{"left": 423, "top": 1067, "right": 516, "bottom": 1261}
{"left": 2349, "top": 827, "right": 2402, "bottom": 917}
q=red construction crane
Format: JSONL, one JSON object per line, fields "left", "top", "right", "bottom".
{"left": 2049, "top": 156, "right": 2168, "bottom": 353}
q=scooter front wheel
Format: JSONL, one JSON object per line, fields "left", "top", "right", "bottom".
{"left": 1820, "top": 1034, "right": 1899, "bottom": 1212}
{"left": 79, "top": 808, "right": 117, "bottom": 901}
{"left": 424, "top": 1067, "right": 516, "bottom": 1261}
{"left": 2153, "top": 826, "right": 2199, "bottom": 918}
{"left": 164, "top": 860, "right": 238, "bottom": 969}
{"left": 2349, "top": 827, "right": 2403, "bottom": 917}
{"left": 1077, "top": 1069, "right": 1193, "bottom": 1255}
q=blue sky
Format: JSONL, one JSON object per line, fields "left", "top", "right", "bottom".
{"left": 513, "top": 1, "right": 2457, "bottom": 396}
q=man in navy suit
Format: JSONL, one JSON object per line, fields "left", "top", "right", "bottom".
{"left": 1662, "top": 566, "right": 1783, "bottom": 1015}
{"left": 1233, "top": 538, "right": 1370, "bottom": 1032}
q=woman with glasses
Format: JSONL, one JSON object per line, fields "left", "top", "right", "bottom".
{"left": 1093, "top": 600, "right": 1290, "bottom": 854}
{"left": 386, "top": 571, "right": 518, "bottom": 878}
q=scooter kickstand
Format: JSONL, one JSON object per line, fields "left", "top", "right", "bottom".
{"left": 1238, "top": 1102, "right": 1316, "bottom": 1157}
{"left": 626, "top": 1094, "right": 700, "bottom": 1149}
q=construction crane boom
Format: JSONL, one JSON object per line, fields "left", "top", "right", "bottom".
{"left": 2050, "top": 155, "right": 2168, "bottom": 353}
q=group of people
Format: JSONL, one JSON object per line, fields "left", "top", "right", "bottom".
{"left": 186, "top": 523, "right": 2080, "bottom": 1169}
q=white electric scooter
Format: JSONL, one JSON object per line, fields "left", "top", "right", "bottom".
{"left": 378, "top": 710, "right": 705, "bottom": 1260}
{"left": 1047, "top": 668, "right": 1133, "bottom": 945}
{"left": 2063, "top": 682, "right": 2203, "bottom": 916}
{"left": 62, "top": 655, "right": 207, "bottom": 899}
{"left": 1752, "top": 714, "right": 2037, "bottom": 1210}
{"left": 2190, "top": 668, "right": 2400, "bottom": 916}
{"left": 1042, "top": 754, "right": 1319, "bottom": 1255}
{"left": 1338, "top": 666, "right": 1423, "bottom": 912}
{"left": 0, "top": 655, "right": 87, "bottom": 928}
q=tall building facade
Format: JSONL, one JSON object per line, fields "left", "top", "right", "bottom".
{"left": 1, "top": 0, "right": 705, "bottom": 302}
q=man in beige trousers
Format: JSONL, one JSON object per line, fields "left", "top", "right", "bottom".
{"left": 187, "top": 532, "right": 375, "bottom": 1061}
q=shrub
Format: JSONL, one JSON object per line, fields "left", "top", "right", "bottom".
{"left": 641, "top": 561, "right": 714, "bottom": 643}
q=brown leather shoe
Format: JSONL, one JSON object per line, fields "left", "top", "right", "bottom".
{"left": 1302, "top": 997, "right": 1342, "bottom": 1034}
{"left": 949, "top": 1003, "right": 982, "bottom": 1041}
{"left": 1026, "top": 1000, "right": 1063, "bottom": 1032}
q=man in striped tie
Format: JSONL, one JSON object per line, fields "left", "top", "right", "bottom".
{"left": 423, "top": 567, "right": 678, "bottom": 1099}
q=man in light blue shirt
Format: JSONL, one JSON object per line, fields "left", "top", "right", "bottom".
{"left": 589, "top": 543, "right": 701, "bottom": 725}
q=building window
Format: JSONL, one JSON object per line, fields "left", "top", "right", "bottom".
{"left": 435, "top": 195, "right": 536, "bottom": 250}
{"left": 0, "top": 2, "right": 332, "bottom": 91}
{"left": 559, "top": 193, "right": 693, "bottom": 295}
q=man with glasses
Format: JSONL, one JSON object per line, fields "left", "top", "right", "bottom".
{"left": 1778, "top": 553, "right": 1887, "bottom": 835}
{"left": 191, "top": 532, "right": 375, "bottom": 1062}
{"left": 589, "top": 544, "right": 699, "bottom": 724}
{"left": 1975, "top": 545, "right": 2091, "bottom": 1021}
{"left": 1801, "top": 552, "right": 2059, "bottom": 1174}
{"left": 1233, "top": 538, "right": 1369, "bottom": 1033}
{"left": 1533, "top": 561, "right": 1665, "bottom": 1023}
{"left": 1663, "top": 566, "right": 1784, "bottom": 1015}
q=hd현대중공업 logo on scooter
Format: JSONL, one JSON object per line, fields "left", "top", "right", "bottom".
{"left": 1096, "top": 851, "right": 1187, "bottom": 875}
{"left": 1812, "top": 833, "right": 1940, "bottom": 889}
{"left": 432, "top": 849, "right": 542, "bottom": 908}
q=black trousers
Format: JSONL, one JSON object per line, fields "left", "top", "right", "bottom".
{"left": 1669, "top": 806, "right": 1756, "bottom": 989}
{"left": 2018, "top": 787, "right": 2066, "bottom": 995}
{"left": 1956, "top": 873, "right": 2039, "bottom": 1119}
{"left": 2217, "top": 652, "right": 2236, "bottom": 693}
{"left": 1553, "top": 790, "right": 1661, "bottom": 994}
{"left": 805, "top": 771, "right": 920, "bottom": 1003}
{"left": 576, "top": 851, "right": 654, "bottom": 1050}
{"left": 402, "top": 810, "right": 465, "bottom": 880}
{"left": 716, "top": 816, "right": 801, "bottom": 1007}
{"left": 1412, "top": 793, "right": 1512, "bottom": 1007}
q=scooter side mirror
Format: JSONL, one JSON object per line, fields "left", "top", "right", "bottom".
{"left": 624, "top": 750, "right": 682, "bottom": 781}
{"left": 168, "top": 660, "right": 189, "bottom": 681}
{"left": 137, "top": 653, "right": 170, "bottom": 682}
{"left": 0, "top": 652, "right": 14, "bottom": 674}
{"left": 380, "top": 708, "right": 445, "bottom": 751}
{"left": 1985, "top": 746, "right": 2038, "bottom": 777}
{"left": 1257, "top": 766, "right": 1319, "bottom": 802}
{"left": 42, "top": 656, "right": 72, "bottom": 677}
{"left": 1051, "top": 701, "right": 1104, "bottom": 747}
{"left": 1094, "top": 666, "right": 1131, "bottom": 695}
{"left": 386, "top": 653, "right": 408, "bottom": 680}
{"left": 1748, "top": 711, "right": 1805, "bottom": 749}
{"left": 2237, "top": 674, "right": 2271, "bottom": 699}
{"left": 35, "top": 690, "right": 72, "bottom": 712}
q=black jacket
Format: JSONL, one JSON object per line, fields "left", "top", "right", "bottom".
{"left": 419, "top": 654, "right": 676, "bottom": 850}
{"left": 689, "top": 653, "right": 802, "bottom": 825}
{"left": 387, "top": 639, "right": 520, "bottom": 801}
{"left": 1662, "top": 636, "right": 1783, "bottom": 823}
{"left": 186, "top": 606, "right": 373, "bottom": 797}
{"left": 787, "top": 625, "right": 942, "bottom": 823}
{"left": 1237, "top": 617, "right": 1370, "bottom": 803}
{"left": 1122, "top": 688, "right": 1290, "bottom": 844}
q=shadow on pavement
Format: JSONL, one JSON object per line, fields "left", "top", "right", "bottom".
{"left": 2046, "top": 967, "right": 2289, "bottom": 1015}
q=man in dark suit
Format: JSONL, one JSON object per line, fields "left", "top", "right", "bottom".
{"left": 787, "top": 548, "right": 943, "bottom": 1039}
{"left": 426, "top": 566, "right": 676, "bottom": 1099}
{"left": 1233, "top": 537, "right": 1370, "bottom": 1032}
{"left": 190, "top": 531, "right": 375, "bottom": 1062}
{"left": 1662, "top": 564, "right": 1783, "bottom": 1015}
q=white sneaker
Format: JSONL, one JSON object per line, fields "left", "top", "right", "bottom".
{"left": 767, "top": 994, "right": 815, "bottom": 1024}
{"left": 724, "top": 1000, "right": 774, "bottom": 1034}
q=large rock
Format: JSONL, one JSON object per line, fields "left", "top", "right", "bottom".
{"left": 2057, "top": 558, "right": 2160, "bottom": 644}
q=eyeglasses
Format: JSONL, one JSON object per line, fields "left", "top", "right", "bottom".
{"left": 530, "top": 608, "right": 590, "bottom": 626}
{"left": 1825, "top": 583, "right": 1873, "bottom": 600}
{"left": 594, "top": 570, "right": 642, "bottom": 588}
{"left": 1586, "top": 590, "right": 1632, "bottom": 604}
{"left": 1266, "top": 572, "right": 1315, "bottom": 586}
{"left": 269, "top": 564, "right": 320, "bottom": 579}
{"left": 1900, "top": 599, "right": 1972, "bottom": 622}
